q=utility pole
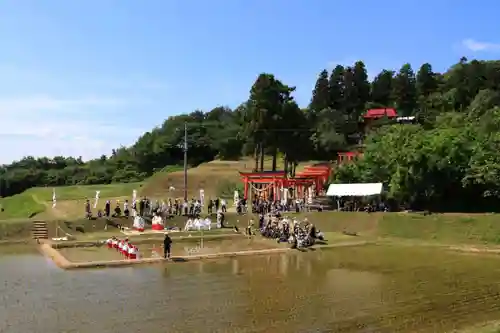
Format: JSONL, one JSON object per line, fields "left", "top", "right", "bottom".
{"left": 183, "top": 122, "right": 188, "bottom": 201}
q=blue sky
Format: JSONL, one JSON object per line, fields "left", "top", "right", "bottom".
{"left": 0, "top": 0, "right": 499, "bottom": 164}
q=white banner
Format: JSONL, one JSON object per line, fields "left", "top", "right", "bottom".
{"left": 233, "top": 190, "right": 239, "bottom": 207}
{"left": 132, "top": 190, "right": 137, "bottom": 206}
{"left": 94, "top": 190, "right": 100, "bottom": 209}
{"left": 307, "top": 186, "right": 313, "bottom": 204}
{"left": 281, "top": 187, "right": 288, "bottom": 205}
{"left": 199, "top": 189, "right": 205, "bottom": 206}
{"left": 132, "top": 189, "right": 138, "bottom": 217}
{"left": 52, "top": 188, "right": 57, "bottom": 208}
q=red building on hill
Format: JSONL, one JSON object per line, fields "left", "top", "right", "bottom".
{"left": 337, "top": 108, "right": 398, "bottom": 165}
{"left": 363, "top": 108, "right": 398, "bottom": 119}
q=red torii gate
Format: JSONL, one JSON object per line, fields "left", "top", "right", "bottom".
{"left": 239, "top": 164, "right": 331, "bottom": 200}
{"left": 337, "top": 151, "right": 363, "bottom": 164}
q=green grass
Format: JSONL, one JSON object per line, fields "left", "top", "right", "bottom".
{"left": 456, "top": 320, "right": 500, "bottom": 333}
{"left": 378, "top": 212, "right": 500, "bottom": 245}
{"left": 0, "top": 219, "right": 33, "bottom": 240}
{"left": 25, "top": 182, "right": 143, "bottom": 202}
{"left": 231, "top": 211, "right": 500, "bottom": 246}
{"left": 0, "top": 193, "right": 45, "bottom": 220}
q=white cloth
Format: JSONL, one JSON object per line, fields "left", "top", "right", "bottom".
{"left": 185, "top": 218, "right": 212, "bottom": 231}
{"left": 133, "top": 216, "right": 145, "bottom": 230}
{"left": 152, "top": 215, "right": 163, "bottom": 226}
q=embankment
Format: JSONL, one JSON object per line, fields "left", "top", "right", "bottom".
{"left": 40, "top": 239, "right": 370, "bottom": 270}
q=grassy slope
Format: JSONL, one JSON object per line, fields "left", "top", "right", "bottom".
{"left": 0, "top": 193, "right": 45, "bottom": 220}
{"left": 26, "top": 182, "right": 143, "bottom": 201}
{"left": 139, "top": 157, "right": 315, "bottom": 199}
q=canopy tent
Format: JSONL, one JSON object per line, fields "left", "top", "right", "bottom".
{"left": 326, "top": 183, "right": 383, "bottom": 197}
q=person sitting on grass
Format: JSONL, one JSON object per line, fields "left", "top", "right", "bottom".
{"left": 316, "top": 229, "right": 325, "bottom": 241}
{"left": 113, "top": 202, "right": 122, "bottom": 217}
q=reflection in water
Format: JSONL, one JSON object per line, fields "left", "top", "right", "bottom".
{"left": 280, "top": 253, "right": 288, "bottom": 276}
{"left": 1, "top": 246, "right": 500, "bottom": 332}
{"left": 232, "top": 258, "right": 239, "bottom": 275}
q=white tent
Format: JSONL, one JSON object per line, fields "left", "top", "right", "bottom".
{"left": 326, "top": 183, "right": 383, "bottom": 197}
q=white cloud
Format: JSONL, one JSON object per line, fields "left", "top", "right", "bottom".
{"left": 0, "top": 95, "right": 127, "bottom": 114}
{"left": 0, "top": 95, "right": 146, "bottom": 164}
{"left": 462, "top": 39, "right": 500, "bottom": 52}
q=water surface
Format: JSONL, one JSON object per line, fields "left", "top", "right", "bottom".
{"left": 1, "top": 245, "right": 500, "bottom": 332}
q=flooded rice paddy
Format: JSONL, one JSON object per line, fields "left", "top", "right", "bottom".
{"left": 59, "top": 238, "right": 278, "bottom": 262}
{"left": 2, "top": 244, "right": 500, "bottom": 332}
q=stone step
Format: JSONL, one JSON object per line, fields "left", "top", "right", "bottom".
{"left": 32, "top": 221, "right": 48, "bottom": 239}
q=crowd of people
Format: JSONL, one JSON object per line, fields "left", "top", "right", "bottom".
{"left": 246, "top": 214, "right": 324, "bottom": 249}
{"left": 85, "top": 196, "right": 232, "bottom": 220}
{"left": 250, "top": 197, "right": 309, "bottom": 215}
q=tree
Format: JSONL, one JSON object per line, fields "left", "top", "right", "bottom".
{"left": 328, "top": 65, "right": 345, "bottom": 111}
{"left": 393, "top": 63, "right": 417, "bottom": 116}
{"left": 371, "top": 70, "right": 394, "bottom": 107}
{"left": 309, "top": 69, "right": 330, "bottom": 118}
{"left": 352, "top": 61, "right": 371, "bottom": 114}
{"left": 416, "top": 63, "right": 438, "bottom": 98}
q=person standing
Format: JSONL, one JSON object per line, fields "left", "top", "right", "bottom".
{"left": 163, "top": 233, "right": 173, "bottom": 259}
{"left": 105, "top": 200, "right": 111, "bottom": 217}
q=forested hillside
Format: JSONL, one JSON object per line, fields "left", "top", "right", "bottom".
{"left": 1, "top": 57, "right": 500, "bottom": 211}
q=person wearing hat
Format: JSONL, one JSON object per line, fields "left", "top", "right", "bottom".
{"left": 163, "top": 233, "right": 173, "bottom": 259}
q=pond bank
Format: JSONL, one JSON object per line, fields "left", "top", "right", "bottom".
{"left": 40, "top": 239, "right": 371, "bottom": 270}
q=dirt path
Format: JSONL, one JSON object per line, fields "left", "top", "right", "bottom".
{"left": 31, "top": 194, "right": 68, "bottom": 219}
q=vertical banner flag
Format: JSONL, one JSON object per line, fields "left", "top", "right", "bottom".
{"left": 132, "top": 190, "right": 137, "bottom": 206}
{"left": 281, "top": 187, "right": 287, "bottom": 205}
{"left": 233, "top": 190, "right": 239, "bottom": 207}
{"left": 94, "top": 190, "right": 100, "bottom": 209}
{"left": 199, "top": 189, "right": 205, "bottom": 206}
{"left": 52, "top": 188, "right": 57, "bottom": 208}
{"left": 132, "top": 189, "right": 138, "bottom": 217}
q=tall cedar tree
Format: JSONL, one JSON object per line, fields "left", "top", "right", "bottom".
{"left": 371, "top": 70, "right": 394, "bottom": 107}
{"left": 352, "top": 61, "right": 371, "bottom": 116}
{"left": 328, "top": 65, "right": 345, "bottom": 111}
{"left": 392, "top": 63, "right": 417, "bottom": 117}
{"left": 309, "top": 69, "right": 330, "bottom": 116}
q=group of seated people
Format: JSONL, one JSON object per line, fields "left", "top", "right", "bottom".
{"left": 106, "top": 236, "right": 141, "bottom": 259}
{"left": 256, "top": 215, "right": 324, "bottom": 249}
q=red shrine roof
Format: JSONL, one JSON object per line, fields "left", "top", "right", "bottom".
{"left": 338, "top": 151, "right": 362, "bottom": 157}
{"left": 364, "top": 108, "right": 398, "bottom": 119}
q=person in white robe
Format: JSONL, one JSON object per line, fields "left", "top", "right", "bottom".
{"left": 133, "top": 216, "right": 145, "bottom": 232}
{"left": 204, "top": 217, "right": 212, "bottom": 230}
{"left": 122, "top": 242, "right": 129, "bottom": 258}
{"left": 184, "top": 218, "right": 194, "bottom": 231}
